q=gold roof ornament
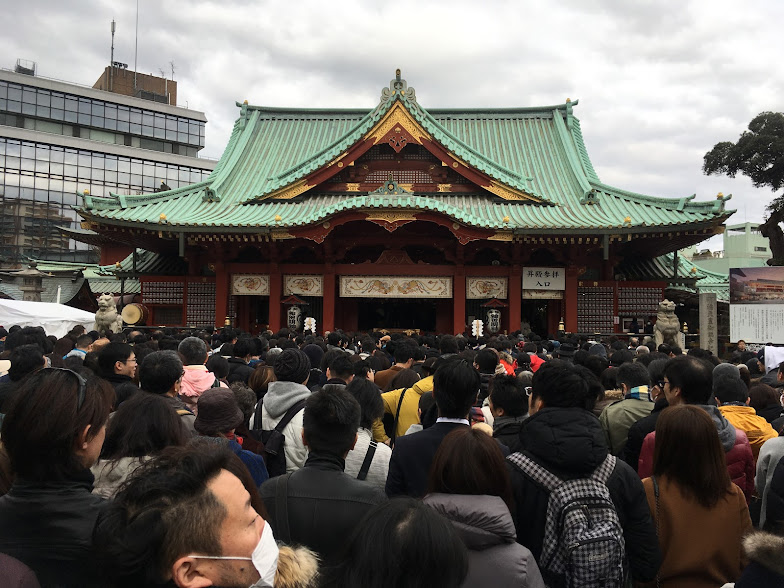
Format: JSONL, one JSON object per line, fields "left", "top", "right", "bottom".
{"left": 83, "top": 189, "right": 90, "bottom": 195}
{"left": 623, "top": 216, "right": 632, "bottom": 225}
{"left": 691, "top": 267, "right": 698, "bottom": 274}
{"left": 502, "top": 215, "right": 510, "bottom": 224}
{"left": 566, "top": 98, "right": 571, "bottom": 103}
{"left": 159, "top": 213, "right": 167, "bottom": 223}
{"left": 243, "top": 100, "right": 248, "bottom": 104}
{"left": 115, "top": 261, "right": 121, "bottom": 268}
{"left": 716, "top": 192, "right": 724, "bottom": 199}
{"left": 274, "top": 215, "right": 282, "bottom": 222}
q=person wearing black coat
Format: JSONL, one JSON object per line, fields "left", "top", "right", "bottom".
{"left": 260, "top": 387, "right": 385, "bottom": 566}
{"left": 0, "top": 369, "right": 113, "bottom": 588}
{"left": 506, "top": 361, "right": 660, "bottom": 585}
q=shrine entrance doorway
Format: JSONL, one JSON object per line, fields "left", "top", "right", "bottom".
{"left": 356, "top": 298, "right": 437, "bottom": 332}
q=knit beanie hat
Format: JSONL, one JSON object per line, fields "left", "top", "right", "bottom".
{"left": 274, "top": 348, "right": 311, "bottom": 383}
{"left": 302, "top": 344, "right": 324, "bottom": 370}
{"left": 588, "top": 343, "right": 607, "bottom": 359}
{"left": 713, "top": 363, "right": 740, "bottom": 380}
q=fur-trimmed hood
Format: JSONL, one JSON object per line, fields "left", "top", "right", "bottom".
{"left": 275, "top": 545, "right": 319, "bottom": 588}
{"left": 744, "top": 532, "right": 784, "bottom": 576}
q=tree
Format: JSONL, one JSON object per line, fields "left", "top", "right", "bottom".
{"left": 703, "top": 112, "right": 784, "bottom": 265}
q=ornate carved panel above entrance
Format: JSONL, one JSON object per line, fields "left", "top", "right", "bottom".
{"left": 467, "top": 277, "right": 508, "bottom": 300}
{"left": 340, "top": 276, "right": 452, "bottom": 298}
{"left": 284, "top": 275, "right": 323, "bottom": 297}
{"left": 232, "top": 274, "right": 270, "bottom": 296}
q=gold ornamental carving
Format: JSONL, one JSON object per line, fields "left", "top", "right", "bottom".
{"left": 364, "top": 102, "right": 432, "bottom": 145}
{"left": 486, "top": 180, "right": 538, "bottom": 203}
{"left": 437, "top": 184, "right": 452, "bottom": 192}
{"left": 270, "top": 229, "right": 295, "bottom": 240}
{"left": 364, "top": 210, "right": 418, "bottom": 223}
{"left": 269, "top": 179, "right": 312, "bottom": 200}
{"left": 346, "top": 183, "right": 361, "bottom": 192}
{"left": 488, "top": 231, "right": 514, "bottom": 242}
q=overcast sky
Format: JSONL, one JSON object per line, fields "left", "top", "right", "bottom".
{"left": 4, "top": 0, "right": 782, "bottom": 250}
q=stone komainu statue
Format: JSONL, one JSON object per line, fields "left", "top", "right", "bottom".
{"left": 654, "top": 299, "right": 680, "bottom": 348}
{"left": 94, "top": 294, "right": 123, "bottom": 335}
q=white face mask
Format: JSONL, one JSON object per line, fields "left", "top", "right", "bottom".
{"left": 187, "top": 521, "right": 279, "bottom": 588}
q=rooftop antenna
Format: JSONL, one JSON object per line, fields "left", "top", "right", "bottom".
{"left": 110, "top": 20, "right": 116, "bottom": 92}
{"left": 170, "top": 60, "right": 175, "bottom": 81}
{"left": 133, "top": 0, "right": 139, "bottom": 91}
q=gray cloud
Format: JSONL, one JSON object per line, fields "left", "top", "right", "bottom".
{"left": 3, "top": 0, "right": 781, "bottom": 238}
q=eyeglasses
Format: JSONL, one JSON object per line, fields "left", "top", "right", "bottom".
{"left": 656, "top": 380, "right": 665, "bottom": 389}
{"left": 525, "top": 386, "right": 533, "bottom": 398}
{"left": 42, "top": 367, "right": 86, "bottom": 410}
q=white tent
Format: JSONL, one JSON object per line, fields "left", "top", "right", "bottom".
{"left": 0, "top": 299, "right": 95, "bottom": 338}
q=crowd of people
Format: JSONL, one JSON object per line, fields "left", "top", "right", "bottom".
{"left": 0, "top": 323, "right": 782, "bottom": 587}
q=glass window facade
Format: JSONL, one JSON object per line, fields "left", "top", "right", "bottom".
{"left": 0, "top": 80, "right": 205, "bottom": 150}
{"left": 0, "top": 137, "right": 211, "bottom": 263}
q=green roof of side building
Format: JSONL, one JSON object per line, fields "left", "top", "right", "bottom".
{"left": 79, "top": 73, "right": 733, "bottom": 233}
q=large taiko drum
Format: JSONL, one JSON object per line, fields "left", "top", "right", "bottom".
{"left": 121, "top": 303, "right": 149, "bottom": 326}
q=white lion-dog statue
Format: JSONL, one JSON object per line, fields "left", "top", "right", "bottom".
{"left": 94, "top": 294, "right": 123, "bottom": 334}
{"left": 654, "top": 299, "right": 680, "bottom": 348}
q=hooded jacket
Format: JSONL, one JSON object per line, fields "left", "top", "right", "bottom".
{"left": 756, "top": 436, "right": 784, "bottom": 528}
{"left": 638, "top": 405, "right": 755, "bottom": 502}
{"left": 729, "top": 532, "right": 784, "bottom": 588}
{"left": 718, "top": 404, "right": 778, "bottom": 461}
{"left": 91, "top": 456, "right": 147, "bottom": 499}
{"left": 260, "top": 380, "right": 312, "bottom": 473}
{"left": 599, "top": 395, "right": 654, "bottom": 456}
{"left": 178, "top": 364, "right": 227, "bottom": 415}
{"left": 423, "top": 493, "right": 545, "bottom": 588}
{"left": 506, "top": 407, "right": 660, "bottom": 584}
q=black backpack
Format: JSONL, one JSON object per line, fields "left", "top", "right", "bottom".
{"left": 250, "top": 399, "right": 307, "bottom": 478}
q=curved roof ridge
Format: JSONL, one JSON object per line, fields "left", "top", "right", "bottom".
{"left": 403, "top": 97, "right": 547, "bottom": 202}
{"left": 590, "top": 180, "right": 732, "bottom": 213}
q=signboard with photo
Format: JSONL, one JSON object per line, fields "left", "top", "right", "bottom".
{"left": 730, "top": 267, "right": 784, "bottom": 343}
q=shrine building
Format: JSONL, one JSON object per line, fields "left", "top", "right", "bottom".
{"left": 73, "top": 71, "right": 733, "bottom": 336}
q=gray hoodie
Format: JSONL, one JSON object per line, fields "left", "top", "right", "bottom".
{"left": 260, "top": 380, "right": 312, "bottom": 473}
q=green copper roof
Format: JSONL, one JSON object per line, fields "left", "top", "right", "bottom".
{"left": 619, "top": 253, "right": 729, "bottom": 302}
{"left": 80, "top": 73, "right": 733, "bottom": 232}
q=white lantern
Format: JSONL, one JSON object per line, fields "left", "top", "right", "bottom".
{"left": 304, "top": 317, "right": 317, "bottom": 334}
{"left": 472, "top": 319, "right": 484, "bottom": 338}
{"left": 287, "top": 306, "right": 303, "bottom": 330}
{"left": 486, "top": 309, "right": 501, "bottom": 334}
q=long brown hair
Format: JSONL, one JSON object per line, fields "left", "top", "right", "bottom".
{"left": 427, "top": 427, "right": 513, "bottom": 510}
{"left": 652, "top": 405, "right": 731, "bottom": 509}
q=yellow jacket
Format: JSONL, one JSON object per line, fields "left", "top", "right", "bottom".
{"left": 718, "top": 405, "right": 778, "bottom": 461}
{"left": 373, "top": 376, "right": 434, "bottom": 442}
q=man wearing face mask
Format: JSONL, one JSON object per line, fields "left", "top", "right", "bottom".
{"left": 94, "top": 445, "right": 318, "bottom": 588}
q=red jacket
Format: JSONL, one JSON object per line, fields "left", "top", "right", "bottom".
{"left": 638, "top": 427, "right": 755, "bottom": 503}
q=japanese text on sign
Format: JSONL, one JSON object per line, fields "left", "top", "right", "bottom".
{"left": 522, "top": 267, "right": 565, "bottom": 291}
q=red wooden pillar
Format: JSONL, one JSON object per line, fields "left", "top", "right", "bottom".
{"left": 453, "top": 267, "right": 466, "bottom": 335}
{"left": 564, "top": 265, "right": 579, "bottom": 333}
{"left": 508, "top": 268, "right": 521, "bottom": 333}
{"left": 214, "top": 265, "right": 229, "bottom": 329}
{"left": 323, "top": 269, "right": 336, "bottom": 333}
{"left": 269, "top": 269, "right": 282, "bottom": 333}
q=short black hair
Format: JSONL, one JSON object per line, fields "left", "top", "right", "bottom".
{"left": 8, "top": 344, "right": 43, "bottom": 382}
{"left": 320, "top": 497, "right": 468, "bottom": 588}
{"left": 177, "top": 336, "right": 208, "bottom": 365}
{"left": 139, "top": 350, "right": 183, "bottom": 396}
{"left": 328, "top": 354, "right": 355, "bottom": 381}
{"left": 439, "top": 335, "right": 459, "bottom": 354}
{"left": 327, "top": 332, "right": 341, "bottom": 346}
{"left": 205, "top": 354, "right": 229, "bottom": 379}
{"left": 346, "top": 377, "right": 383, "bottom": 430}
{"left": 664, "top": 355, "right": 713, "bottom": 404}
{"left": 98, "top": 342, "right": 133, "bottom": 376}
{"left": 489, "top": 374, "right": 527, "bottom": 417}
{"left": 433, "top": 358, "right": 480, "bottom": 419}
{"left": 302, "top": 387, "right": 361, "bottom": 454}
{"left": 474, "top": 348, "right": 499, "bottom": 373}
{"left": 616, "top": 362, "right": 651, "bottom": 391}
{"left": 232, "top": 337, "right": 254, "bottom": 359}
{"left": 93, "top": 446, "right": 241, "bottom": 587}
{"left": 75, "top": 334, "right": 93, "bottom": 349}
{"left": 531, "top": 360, "right": 598, "bottom": 411}
{"left": 393, "top": 341, "right": 417, "bottom": 364}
